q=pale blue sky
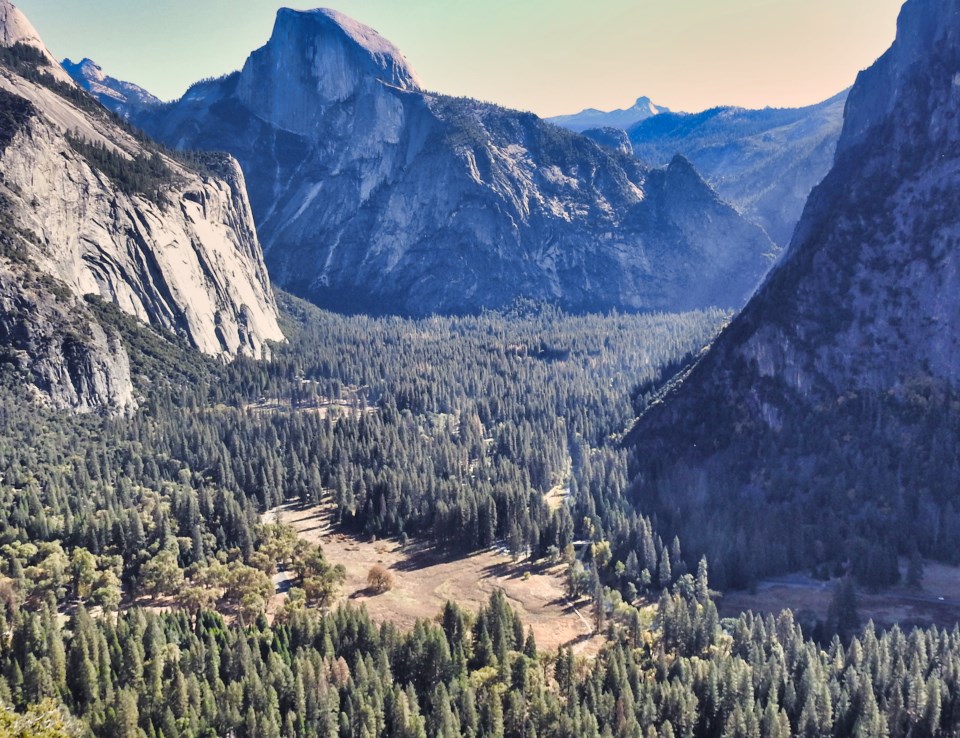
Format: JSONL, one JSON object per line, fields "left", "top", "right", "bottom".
{"left": 17, "top": 0, "right": 904, "bottom": 116}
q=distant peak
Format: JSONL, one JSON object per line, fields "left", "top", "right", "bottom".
{"left": 632, "top": 96, "right": 669, "bottom": 115}
{"left": 61, "top": 56, "right": 161, "bottom": 113}
{"left": 64, "top": 57, "right": 99, "bottom": 70}
{"left": 62, "top": 57, "right": 105, "bottom": 80}
{"left": 547, "top": 95, "right": 668, "bottom": 133}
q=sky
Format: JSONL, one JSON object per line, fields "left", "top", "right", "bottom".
{"left": 16, "top": 0, "right": 904, "bottom": 117}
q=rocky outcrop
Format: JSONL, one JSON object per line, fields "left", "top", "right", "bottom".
{"left": 581, "top": 127, "right": 634, "bottom": 156}
{"left": 0, "top": 260, "right": 134, "bottom": 412}
{"left": 62, "top": 57, "right": 161, "bottom": 117}
{"left": 628, "top": 91, "right": 847, "bottom": 246}
{"left": 0, "top": 1, "right": 283, "bottom": 411}
{"left": 0, "top": 0, "right": 72, "bottom": 85}
{"left": 626, "top": 0, "right": 960, "bottom": 585}
{"left": 138, "top": 8, "right": 777, "bottom": 316}
{"left": 0, "top": 71, "right": 283, "bottom": 360}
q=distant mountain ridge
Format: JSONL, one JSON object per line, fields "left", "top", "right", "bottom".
{"left": 129, "top": 7, "right": 777, "bottom": 317}
{"left": 62, "top": 57, "right": 161, "bottom": 117}
{"left": 628, "top": 91, "right": 848, "bottom": 245}
{"left": 547, "top": 96, "right": 669, "bottom": 132}
{"left": 626, "top": 0, "right": 960, "bottom": 587}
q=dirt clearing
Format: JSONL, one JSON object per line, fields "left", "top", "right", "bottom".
{"left": 269, "top": 503, "right": 604, "bottom": 655}
{"left": 719, "top": 560, "right": 960, "bottom": 629}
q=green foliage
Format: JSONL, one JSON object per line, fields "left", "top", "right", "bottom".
{"left": 0, "top": 297, "right": 723, "bottom": 622}
{"left": 827, "top": 576, "right": 861, "bottom": 641}
{"left": 0, "top": 700, "right": 79, "bottom": 738}
{"left": 2, "top": 582, "right": 960, "bottom": 738}
{"left": 0, "top": 43, "right": 51, "bottom": 80}
{"left": 631, "top": 376, "right": 960, "bottom": 590}
{"left": 65, "top": 134, "right": 173, "bottom": 205}
{"left": 0, "top": 87, "right": 34, "bottom": 154}
{"left": 83, "top": 295, "right": 213, "bottom": 393}
{"left": 7, "top": 283, "right": 959, "bottom": 737}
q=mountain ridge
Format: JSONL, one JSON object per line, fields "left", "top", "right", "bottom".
{"left": 628, "top": 90, "right": 848, "bottom": 245}
{"left": 134, "top": 7, "right": 778, "bottom": 317}
{"left": 547, "top": 95, "right": 669, "bottom": 132}
{"left": 626, "top": 0, "right": 960, "bottom": 587}
{"left": 62, "top": 57, "right": 161, "bottom": 117}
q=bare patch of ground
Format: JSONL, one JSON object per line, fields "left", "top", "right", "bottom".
{"left": 719, "top": 560, "right": 960, "bottom": 629}
{"left": 543, "top": 459, "right": 572, "bottom": 513}
{"left": 244, "top": 385, "right": 376, "bottom": 420}
{"left": 244, "top": 398, "right": 375, "bottom": 421}
{"left": 543, "top": 482, "right": 570, "bottom": 514}
{"left": 270, "top": 503, "right": 605, "bottom": 655}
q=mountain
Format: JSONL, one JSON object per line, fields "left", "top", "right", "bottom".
{"left": 135, "top": 8, "right": 776, "bottom": 316}
{"left": 547, "top": 96, "right": 668, "bottom": 133}
{"left": 62, "top": 57, "right": 161, "bottom": 117}
{"left": 628, "top": 92, "right": 847, "bottom": 246}
{"left": 0, "top": 0, "right": 283, "bottom": 411}
{"left": 627, "top": 0, "right": 960, "bottom": 588}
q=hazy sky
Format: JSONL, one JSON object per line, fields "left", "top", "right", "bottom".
{"left": 17, "top": 0, "right": 904, "bottom": 116}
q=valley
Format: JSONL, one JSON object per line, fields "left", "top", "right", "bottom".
{"left": 2, "top": 0, "right": 960, "bottom": 736}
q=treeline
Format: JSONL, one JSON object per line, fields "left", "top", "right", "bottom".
{"left": 66, "top": 135, "right": 173, "bottom": 205}
{"left": 3, "top": 577, "right": 960, "bottom": 738}
{"left": 0, "top": 44, "right": 234, "bottom": 207}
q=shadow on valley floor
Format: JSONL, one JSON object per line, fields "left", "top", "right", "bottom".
{"left": 267, "top": 501, "right": 606, "bottom": 655}
{"left": 719, "top": 560, "right": 960, "bottom": 630}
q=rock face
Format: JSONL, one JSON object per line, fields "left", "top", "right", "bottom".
{"left": 0, "top": 0, "right": 72, "bottom": 84}
{"left": 0, "top": 2, "right": 283, "bottom": 411}
{"left": 137, "top": 8, "right": 776, "bottom": 316}
{"left": 580, "top": 127, "right": 634, "bottom": 156}
{"left": 62, "top": 57, "right": 161, "bottom": 117}
{"left": 628, "top": 92, "right": 847, "bottom": 246}
{"left": 627, "top": 0, "right": 960, "bottom": 586}
{"left": 0, "top": 259, "right": 134, "bottom": 412}
{"left": 547, "top": 96, "right": 668, "bottom": 133}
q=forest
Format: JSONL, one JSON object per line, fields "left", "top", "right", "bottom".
{"left": 627, "top": 366, "right": 960, "bottom": 590}
{"left": 3, "top": 294, "right": 960, "bottom": 737}
{"left": 0, "top": 294, "right": 724, "bottom": 622}
{"left": 3, "top": 572, "right": 958, "bottom": 738}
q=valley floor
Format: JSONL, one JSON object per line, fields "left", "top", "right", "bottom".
{"left": 719, "top": 560, "right": 960, "bottom": 629}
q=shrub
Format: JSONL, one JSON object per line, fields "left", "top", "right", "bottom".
{"left": 366, "top": 564, "right": 394, "bottom": 594}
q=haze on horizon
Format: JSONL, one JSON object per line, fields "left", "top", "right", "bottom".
{"left": 17, "top": 0, "right": 902, "bottom": 116}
